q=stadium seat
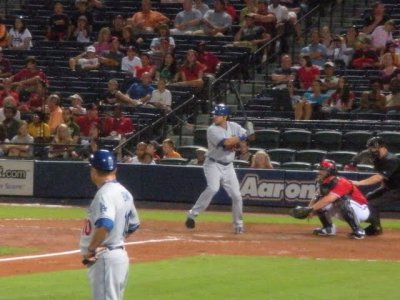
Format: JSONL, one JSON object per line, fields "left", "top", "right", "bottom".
{"left": 313, "top": 130, "right": 343, "bottom": 151}
{"left": 177, "top": 145, "right": 205, "bottom": 160}
{"left": 156, "top": 158, "right": 189, "bottom": 166}
{"left": 326, "top": 151, "right": 358, "bottom": 165}
{"left": 342, "top": 130, "right": 373, "bottom": 152}
{"left": 356, "top": 164, "right": 375, "bottom": 172}
{"left": 193, "top": 128, "right": 208, "bottom": 147}
{"left": 280, "top": 162, "right": 312, "bottom": 170}
{"left": 249, "top": 147, "right": 265, "bottom": 154}
{"left": 233, "top": 160, "right": 250, "bottom": 168}
{"left": 281, "top": 129, "right": 312, "bottom": 150}
{"left": 252, "top": 129, "right": 280, "bottom": 149}
{"left": 271, "top": 161, "right": 281, "bottom": 168}
{"left": 377, "top": 131, "right": 400, "bottom": 153}
{"left": 267, "top": 148, "right": 296, "bottom": 164}
{"left": 295, "top": 149, "right": 327, "bottom": 164}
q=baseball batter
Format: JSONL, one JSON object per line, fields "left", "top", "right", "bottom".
{"left": 80, "top": 149, "right": 140, "bottom": 300}
{"left": 185, "top": 104, "right": 248, "bottom": 234}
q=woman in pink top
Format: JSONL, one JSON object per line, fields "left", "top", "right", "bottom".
{"left": 93, "top": 27, "right": 111, "bottom": 55}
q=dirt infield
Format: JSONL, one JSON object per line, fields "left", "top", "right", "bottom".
{"left": 1, "top": 218, "right": 400, "bottom": 277}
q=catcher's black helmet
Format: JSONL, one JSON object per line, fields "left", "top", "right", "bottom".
{"left": 366, "top": 136, "right": 385, "bottom": 148}
{"left": 317, "top": 159, "right": 338, "bottom": 177}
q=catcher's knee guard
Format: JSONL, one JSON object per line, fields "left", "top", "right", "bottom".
{"left": 316, "top": 209, "right": 333, "bottom": 228}
{"left": 337, "top": 197, "right": 362, "bottom": 232}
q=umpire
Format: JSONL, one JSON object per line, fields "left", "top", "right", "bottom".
{"left": 352, "top": 137, "right": 400, "bottom": 235}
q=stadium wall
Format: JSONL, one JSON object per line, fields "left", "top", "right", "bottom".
{"left": 27, "top": 161, "right": 382, "bottom": 208}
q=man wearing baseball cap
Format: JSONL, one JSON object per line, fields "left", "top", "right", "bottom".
{"left": 185, "top": 103, "right": 250, "bottom": 234}
{"left": 68, "top": 45, "right": 99, "bottom": 71}
{"left": 80, "top": 149, "right": 140, "bottom": 300}
{"left": 352, "top": 137, "right": 400, "bottom": 235}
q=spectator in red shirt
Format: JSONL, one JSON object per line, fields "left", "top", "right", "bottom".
{"left": 5, "top": 56, "right": 48, "bottom": 110}
{"left": 224, "top": 0, "right": 238, "bottom": 24}
{"left": 102, "top": 105, "right": 134, "bottom": 137}
{"left": 0, "top": 85, "right": 19, "bottom": 108}
{"left": 196, "top": 41, "right": 220, "bottom": 75}
{"left": 0, "top": 47, "right": 12, "bottom": 79}
{"left": 297, "top": 54, "right": 320, "bottom": 90}
{"left": 134, "top": 52, "right": 156, "bottom": 79}
{"left": 76, "top": 103, "right": 99, "bottom": 138}
{"left": 175, "top": 49, "right": 205, "bottom": 89}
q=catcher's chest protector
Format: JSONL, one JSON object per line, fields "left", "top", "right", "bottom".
{"left": 320, "top": 177, "right": 338, "bottom": 196}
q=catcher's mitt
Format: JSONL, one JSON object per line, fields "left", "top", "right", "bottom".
{"left": 289, "top": 206, "right": 313, "bottom": 219}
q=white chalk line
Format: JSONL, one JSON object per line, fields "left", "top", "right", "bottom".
{"left": 0, "top": 237, "right": 181, "bottom": 263}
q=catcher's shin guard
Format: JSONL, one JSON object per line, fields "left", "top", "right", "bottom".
{"left": 316, "top": 209, "right": 333, "bottom": 228}
{"left": 337, "top": 197, "right": 362, "bottom": 232}
{"left": 313, "top": 209, "right": 335, "bottom": 236}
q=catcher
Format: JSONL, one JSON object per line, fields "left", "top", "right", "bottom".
{"left": 290, "top": 160, "right": 370, "bottom": 239}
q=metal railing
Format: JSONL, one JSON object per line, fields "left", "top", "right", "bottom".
{"left": 113, "top": 95, "right": 197, "bottom": 153}
{"left": 238, "top": 3, "right": 323, "bottom": 98}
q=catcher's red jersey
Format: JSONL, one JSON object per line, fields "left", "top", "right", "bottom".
{"left": 329, "top": 177, "right": 368, "bottom": 205}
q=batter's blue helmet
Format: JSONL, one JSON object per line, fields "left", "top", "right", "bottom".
{"left": 212, "top": 104, "right": 230, "bottom": 116}
{"left": 89, "top": 150, "right": 117, "bottom": 171}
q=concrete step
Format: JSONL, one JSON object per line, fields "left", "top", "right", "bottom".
{"left": 239, "top": 82, "right": 265, "bottom": 94}
{"left": 226, "top": 93, "right": 237, "bottom": 105}
{"left": 195, "top": 114, "right": 210, "bottom": 126}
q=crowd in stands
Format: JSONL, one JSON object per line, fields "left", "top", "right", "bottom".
{"left": 0, "top": 0, "right": 398, "bottom": 172}
{"left": 268, "top": 1, "right": 400, "bottom": 121}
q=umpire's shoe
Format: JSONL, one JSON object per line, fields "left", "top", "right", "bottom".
{"left": 185, "top": 217, "right": 195, "bottom": 229}
{"left": 313, "top": 225, "right": 336, "bottom": 236}
{"left": 364, "top": 225, "right": 383, "bottom": 236}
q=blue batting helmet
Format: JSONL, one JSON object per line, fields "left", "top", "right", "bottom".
{"left": 89, "top": 149, "right": 117, "bottom": 171}
{"left": 212, "top": 104, "right": 230, "bottom": 116}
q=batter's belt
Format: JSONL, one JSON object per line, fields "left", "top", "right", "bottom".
{"left": 208, "top": 157, "right": 231, "bottom": 166}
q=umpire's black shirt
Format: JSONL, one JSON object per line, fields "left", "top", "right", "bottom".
{"left": 373, "top": 152, "right": 400, "bottom": 189}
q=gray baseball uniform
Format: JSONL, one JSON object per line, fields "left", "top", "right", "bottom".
{"left": 188, "top": 121, "right": 247, "bottom": 231}
{"left": 80, "top": 180, "right": 140, "bottom": 300}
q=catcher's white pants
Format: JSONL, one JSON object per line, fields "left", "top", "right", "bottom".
{"left": 189, "top": 160, "right": 243, "bottom": 227}
{"left": 326, "top": 200, "right": 370, "bottom": 223}
{"left": 88, "top": 248, "right": 129, "bottom": 300}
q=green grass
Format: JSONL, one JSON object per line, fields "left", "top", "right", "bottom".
{"left": 1, "top": 204, "right": 400, "bottom": 229}
{"left": 0, "top": 246, "right": 40, "bottom": 256}
{"left": 0, "top": 256, "right": 399, "bottom": 300}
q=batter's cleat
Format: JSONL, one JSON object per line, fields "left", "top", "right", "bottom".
{"left": 185, "top": 217, "right": 195, "bottom": 229}
{"left": 364, "top": 225, "right": 383, "bottom": 236}
{"left": 349, "top": 229, "right": 366, "bottom": 240}
{"left": 234, "top": 226, "right": 244, "bottom": 234}
{"left": 313, "top": 225, "right": 336, "bottom": 236}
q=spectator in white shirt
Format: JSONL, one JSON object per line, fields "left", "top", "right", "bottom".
{"left": 149, "top": 79, "right": 172, "bottom": 112}
{"left": 8, "top": 16, "right": 33, "bottom": 50}
{"left": 121, "top": 46, "right": 142, "bottom": 75}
